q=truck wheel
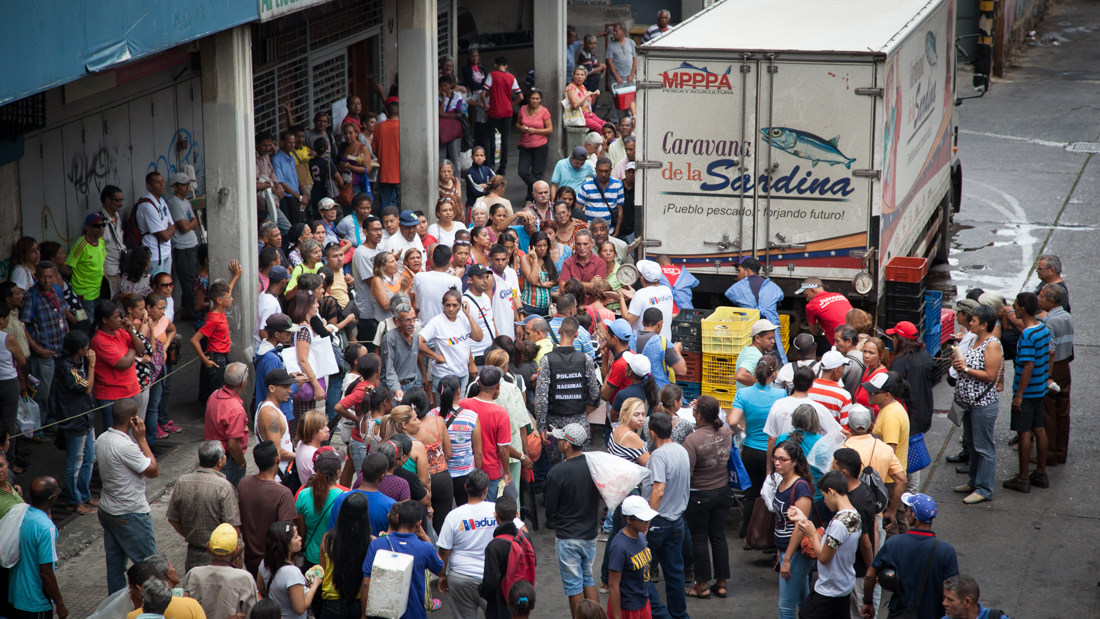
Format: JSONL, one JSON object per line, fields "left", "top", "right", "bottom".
{"left": 934, "top": 188, "right": 952, "bottom": 264}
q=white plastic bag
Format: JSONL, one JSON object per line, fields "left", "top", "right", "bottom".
{"left": 806, "top": 430, "right": 847, "bottom": 478}
{"left": 85, "top": 588, "right": 131, "bottom": 619}
{"left": 459, "top": 149, "right": 473, "bottom": 173}
{"left": 583, "top": 452, "right": 651, "bottom": 512}
{"left": 760, "top": 473, "right": 781, "bottom": 513}
{"left": 17, "top": 397, "right": 38, "bottom": 438}
{"left": 0, "top": 504, "right": 30, "bottom": 568}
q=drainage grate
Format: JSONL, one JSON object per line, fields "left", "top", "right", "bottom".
{"left": 1065, "top": 142, "right": 1100, "bottom": 153}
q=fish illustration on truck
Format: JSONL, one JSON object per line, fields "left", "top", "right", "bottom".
{"left": 759, "top": 127, "right": 857, "bottom": 169}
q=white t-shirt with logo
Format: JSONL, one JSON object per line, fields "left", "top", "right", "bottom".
{"left": 136, "top": 192, "right": 173, "bottom": 260}
{"left": 414, "top": 270, "right": 463, "bottom": 325}
{"left": 628, "top": 284, "right": 675, "bottom": 338}
{"left": 420, "top": 312, "right": 474, "bottom": 378}
{"left": 437, "top": 501, "right": 499, "bottom": 578}
{"left": 490, "top": 267, "right": 520, "bottom": 341}
{"left": 763, "top": 395, "right": 842, "bottom": 438}
{"left": 462, "top": 291, "right": 496, "bottom": 357}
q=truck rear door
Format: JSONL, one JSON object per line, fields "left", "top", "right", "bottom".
{"left": 754, "top": 59, "right": 877, "bottom": 280}
{"left": 639, "top": 54, "right": 758, "bottom": 268}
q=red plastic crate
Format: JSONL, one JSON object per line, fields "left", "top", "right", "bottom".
{"left": 680, "top": 351, "right": 702, "bottom": 383}
{"left": 884, "top": 256, "right": 929, "bottom": 283}
{"left": 940, "top": 309, "right": 956, "bottom": 343}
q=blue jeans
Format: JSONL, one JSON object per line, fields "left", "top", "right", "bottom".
{"left": 522, "top": 303, "right": 549, "bottom": 317}
{"left": 144, "top": 381, "right": 163, "bottom": 445}
{"left": 556, "top": 538, "right": 598, "bottom": 596}
{"left": 63, "top": 430, "right": 95, "bottom": 505}
{"left": 28, "top": 355, "right": 55, "bottom": 431}
{"left": 326, "top": 371, "right": 344, "bottom": 421}
{"left": 222, "top": 457, "right": 245, "bottom": 488}
{"left": 963, "top": 401, "right": 999, "bottom": 498}
{"left": 96, "top": 399, "right": 118, "bottom": 434}
{"left": 777, "top": 551, "right": 813, "bottom": 619}
{"left": 99, "top": 510, "right": 158, "bottom": 594}
{"left": 646, "top": 516, "right": 688, "bottom": 619}
{"left": 377, "top": 183, "right": 401, "bottom": 208}
{"left": 79, "top": 298, "right": 98, "bottom": 333}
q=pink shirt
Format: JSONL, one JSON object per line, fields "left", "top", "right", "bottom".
{"left": 518, "top": 105, "right": 551, "bottom": 149}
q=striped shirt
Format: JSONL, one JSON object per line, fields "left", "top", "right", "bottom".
{"left": 1014, "top": 323, "right": 1051, "bottom": 398}
{"left": 578, "top": 177, "right": 624, "bottom": 224}
{"left": 548, "top": 316, "right": 596, "bottom": 359}
{"left": 808, "top": 378, "right": 853, "bottom": 426}
{"left": 643, "top": 23, "right": 673, "bottom": 42}
{"left": 1040, "top": 307, "right": 1074, "bottom": 362}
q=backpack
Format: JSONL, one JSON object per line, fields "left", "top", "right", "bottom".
{"left": 860, "top": 442, "right": 890, "bottom": 514}
{"left": 123, "top": 199, "right": 153, "bottom": 249}
{"left": 496, "top": 531, "right": 536, "bottom": 599}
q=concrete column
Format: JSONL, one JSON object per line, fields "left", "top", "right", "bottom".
{"left": 681, "top": 0, "right": 707, "bottom": 20}
{"left": 199, "top": 26, "right": 258, "bottom": 360}
{"left": 534, "top": 0, "right": 567, "bottom": 165}
{"left": 398, "top": 0, "right": 438, "bottom": 215}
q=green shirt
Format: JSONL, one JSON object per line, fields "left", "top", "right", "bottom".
{"left": 736, "top": 344, "right": 763, "bottom": 374}
{"left": 65, "top": 237, "right": 106, "bottom": 299}
{"left": 295, "top": 487, "right": 343, "bottom": 564}
{"left": 0, "top": 482, "right": 24, "bottom": 518}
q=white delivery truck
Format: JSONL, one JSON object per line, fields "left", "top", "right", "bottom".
{"left": 636, "top": 0, "right": 967, "bottom": 315}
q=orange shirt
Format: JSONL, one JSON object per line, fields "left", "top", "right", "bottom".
{"left": 372, "top": 118, "right": 401, "bottom": 184}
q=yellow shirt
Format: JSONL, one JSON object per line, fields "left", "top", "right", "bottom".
{"left": 873, "top": 401, "right": 910, "bottom": 480}
{"left": 843, "top": 434, "right": 907, "bottom": 490}
{"left": 128, "top": 596, "right": 207, "bottom": 619}
{"left": 292, "top": 146, "right": 312, "bottom": 189}
{"left": 330, "top": 271, "right": 350, "bottom": 309}
{"left": 534, "top": 338, "right": 554, "bottom": 364}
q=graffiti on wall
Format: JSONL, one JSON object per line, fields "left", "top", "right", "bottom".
{"left": 67, "top": 147, "right": 119, "bottom": 212}
{"left": 147, "top": 128, "right": 205, "bottom": 196}
{"left": 1003, "top": 0, "right": 1052, "bottom": 48}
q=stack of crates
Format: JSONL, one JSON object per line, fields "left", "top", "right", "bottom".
{"left": 700, "top": 307, "right": 759, "bottom": 408}
{"left": 672, "top": 309, "right": 710, "bottom": 401}
{"left": 884, "top": 256, "right": 929, "bottom": 341}
{"left": 923, "top": 290, "right": 943, "bottom": 352}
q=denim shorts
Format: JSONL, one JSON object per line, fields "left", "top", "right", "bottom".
{"left": 556, "top": 538, "right": 598, "bottom": 596}
{"left": 1010, "top": 396, "right": 1044, "bottom": 432}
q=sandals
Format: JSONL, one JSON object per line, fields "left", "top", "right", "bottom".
{"left": 714, "top": 584, "right": 728, "bottom": 598}
{"left": 67, "top": 503, "right": 97, "bottom": 515}
{"left": 685, "top": 585, "right": 711, "bottom": 599}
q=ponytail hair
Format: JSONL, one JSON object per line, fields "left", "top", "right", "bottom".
{"left": 438, "top": 375, "right": 461, "bottom": 426}
{"left": 508, "top": 581, "right": 536, "bottom": 616}
{"left": 694, "top": 396, "right": 723, "bottom": 431}
{"left": 655, "top": 383, "right": 683, "bottom": 415}
{"left": 755, "top": 354, "right": 779, "bottom": 386}
{"left": 642, "top": 374, "right": 659, "bottom": 411}
{"left": 884, "top": 370, "right": 913, "bottom": 410}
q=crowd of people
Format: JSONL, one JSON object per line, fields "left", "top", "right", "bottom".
{"left": 0, "top": 8, "right": 1074, "bottom": 619}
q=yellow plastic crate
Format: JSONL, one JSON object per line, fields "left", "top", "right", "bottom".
{"left": 702, "top": 383, "right": 737, "bottom": 408}
{"left": 780, "top": 314, "right": 791, "bottom": 353}
{"left": 701, "top": 307, "right": 760, "bottom": 354}
{"left": 702, "top": 353, "right": 741, "bottom": 387}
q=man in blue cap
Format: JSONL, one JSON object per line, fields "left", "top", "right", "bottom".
{"left": 380, "top": 209, "right": 425, "bottom": 261}
{"left": 63, "top": 211, "right": 109, "bottom": 323}
{"left": 863, "top": 493, "right": 959, "bottom": 619}
{"left": 600, "top": 318, "right": 635, "bottom": 409}
{"left": 724, "top": 256, "right": 788, "bottom": 364}
{"left": 551, "top": 146, "right": 597, "bottom": 198}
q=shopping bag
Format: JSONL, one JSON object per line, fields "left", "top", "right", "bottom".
{"left": 17, "top": 397, "right": 38, "bottom": 437}
{"left": 744, "top": 498, "right": 775, "bottom": 551}
{"left": 760, "top": 472, "right": 780, "bottom": 512}
{"left": 561, "top": 98, "right": 585, "bottom": 128}
{"left": 0, "top": 504, "right": 30, "bottom": 567}
{"left": 85, "top": 589, "right": 132, "bottom": 619}
{"left": 727, "top": 442, "right": 752, "bottom": 491}
{"left": 908, "top": 433, "right": 931, "bottom": 473}
{"left": 805, "top": 430, "right": 847, "bottom": 478}
{"left": 583, "top": 451, "right": 651, "bottom": 512}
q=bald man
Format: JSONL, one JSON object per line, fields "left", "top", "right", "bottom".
{"left": 14, "top": 477, "right": 67, "bottom": 618}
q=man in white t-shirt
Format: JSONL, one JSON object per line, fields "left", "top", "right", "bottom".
{"left": 437, "top": 471, "right": 497, "bottom": 619}
{"left": 136, "top": 171, "right": 176, "bottom": 276}
{"left": 488, "top": 245, "right": 521, "bottom": 342}
{"left": 254, "top": 266, "right": 290, "bottom": 350}
{"left": 765, "top": 365, "right": 843, "bottom": 472}
{"left": 414, "top": 245, "right": 463, "bottom": 325}
{"left": 619, "top": 259, "right": 674, "bottom": 338}
{"left": 463, "top": 265, "right": 498, "bottom": 364}
{"left": 775, "top": 333, "right": 822, "bottom": 393}
{"left": 792, "top": 470, "right": 863, "bottom": 618}
{"left": 380, "top": 210, "right": 425, "bottom": 263}
{"left": 351, "top": 216, "right": 384, "bottom": 347}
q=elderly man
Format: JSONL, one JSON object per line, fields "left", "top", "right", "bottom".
{"left": 609, "top": 120, "right": 634, "bottom": 170}
{"left": 589, "top": 218, "right": 631, "bottom": 265}
{"left": 380, "top": 209, "right": 425, "bottom": 260}
{"left": 20, "top": 260, "right": 68, "bottom": 434}
{"left": 1039, "top": 284, "right": 1072, "bottom": 466}
{"left": 605, "top": 23, "right": 637, "bottom": 123}
{"left": 204, "top": 362, "right": 250, "bottom": 487}
{"left": 560, "top": 230, "right": 607, "bottom": 302}
{"left": 382, "top": 302, "right": 422, "bottom": 395}
{"left": 833, "top": 325, "right": 865, "bottom": 398}
{"left": 1034, "top": 253, "right": 1069, "bottom": 311}
{"left": 96, "top": 398, "right": 159, "bottom": 594}
{"left": 167, "top": 441, "right": 242, "bottom": 572}
{"left": 551, "top": 146, "right": 597, "bottom": 198}
{"left": 578, "top": 157, "right": 624, "bottom": 233}
{"left": 259, "top": 221, "right": 289, "bottom": 266}
{"left": 524, "top": 316, "right": 555, "bottom": 364}
{"left": 179, "top": 524, "right": 258, "bottom": 619}
{"left": 643, "top": 9, "right": 674, "bottom": 42}
{"left": 526, "top": 180, "right": 555, "bottom": 224}
{"left": 13, "top": 477, "right": 66, "bottom": 619}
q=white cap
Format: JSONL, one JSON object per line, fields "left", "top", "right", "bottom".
{"left": 318, "top": 197, "right": 338, "bottom": 210}
{"left": 169, "top": 172, "right": 192, "bottom": 186}
{"left": 820, "top": 350, "right": 851, "bottom": 370}
{"left": 624, "top": 351, "right": 652, "bottom": 377}
{"left": 636, "top": 259, "right": 662, "bottom": 283}
{"left": 621, "top": 495, "right": 658, "bottom": 521}
{"left": 750, "top": 319, "right": 779, "bottom": 337}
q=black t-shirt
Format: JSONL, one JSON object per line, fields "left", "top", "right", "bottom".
{"left": 811, "top": 482, "right": 877, "bottom": 576}
{"left": 619, "top": 184, "right": 636, "bottom": 237}
{"left": 608, "top": 531, "right": 652, "bottom": 610}
{"left": 545, "top": 455, "right": 601, "bottom": 540}
{"left": 310, "top": 157, "right": 335, "bottom": 203}
{"left": 393, "top": 466, "right": 428, "bottom": 502}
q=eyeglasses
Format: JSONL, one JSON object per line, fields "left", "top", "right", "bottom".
{"left": 772, "top": 456, "right": 791, "bottom": 463}
{"left": 158, "top": 282, "right": 175, "bottom": 288}
{"left": 89, "top": 223, "right": 107, "bottom": 229}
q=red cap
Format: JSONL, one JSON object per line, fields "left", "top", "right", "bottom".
{"left": 385, "top": 96, "right": 399, "bottom": 105}
{"left": 885, "top": 321, "right": 918, "bottom": 340}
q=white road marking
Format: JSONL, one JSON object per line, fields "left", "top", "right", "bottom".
{"left": 958, "top": 129, "right": 1067, "bottom": 148}
{"left": 953, "top": 180, "right": 1036, "bottom": 294}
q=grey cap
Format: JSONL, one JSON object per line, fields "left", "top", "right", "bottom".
{"left": 551, "top": 423, "right": 588, "bottom": 446}
{"left": 847, "top": 405, "right": 873, "bottom": 432}
{"left": 571, "top": 146, "right": 588, "bottom": 160}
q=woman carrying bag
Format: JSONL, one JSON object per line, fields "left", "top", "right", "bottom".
{"left": 439, "top": 76, "right": 467, "bottom": 171}
{"left": 950, "top": 304, "right": 1002, "bottom": 506}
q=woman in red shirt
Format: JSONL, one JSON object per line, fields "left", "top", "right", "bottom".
{"left": 516, "top": 89, "right": 553, "bottom": 202}
{"left": 854, "top": 336, "right": 890, "bottom": 417}
{"left": 89, "top": 299, "right": 142, "bottom": 431}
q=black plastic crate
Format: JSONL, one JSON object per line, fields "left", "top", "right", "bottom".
{"left": 885, "top": 280, "right": 926, "bottom": 298}
{"left": 887, "top": 305, "right": 928, "bottom": 326}
{"left": 671, "top": 309, "right": 712, "bottom": 341}
{"left": 885, "top": 295, "right": 927, "bottom": 311}
{"left": 678, "top": 336, "right": 702, "bottom": 353}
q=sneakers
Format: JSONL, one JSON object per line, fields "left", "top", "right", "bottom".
{"left": 156, "top": 427, "right": 170, "bottom": 440}
{"left": 953, "top": 484, "right": 974, "bottom": 493}
{"left": 963, "top": 492, "right": 988, "bottom": 505}
{"left": 1002, "top": 476, "right": 1031, "bottom": 493}
{"left": 162, "top": 420, "right": 184, "bottom": 434}
{"left": 945, "top": 450, "right": 969, "bottom": 463}
{"left": 1029, "top": 471, "right": 1050, "bottom": 489}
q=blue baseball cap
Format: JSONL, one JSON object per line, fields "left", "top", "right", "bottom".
{"left": 268, "top": 265, "right": 290, "bottom": 283}
{"left": 603, "top": 318, "right": 633, "bottom": 341}
{"left": 901, "top": 493, "right": 937, "bottom": 523}
{"left": 399, "top": 210, "right": 419, "bottom": 226}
